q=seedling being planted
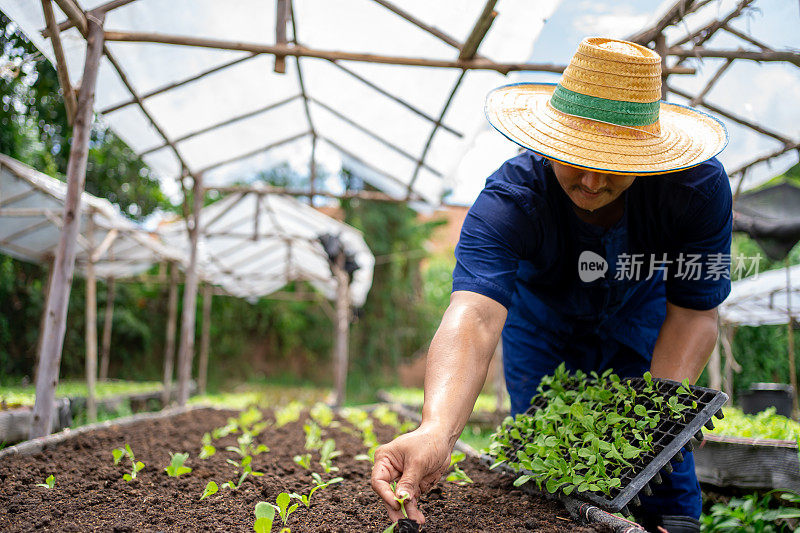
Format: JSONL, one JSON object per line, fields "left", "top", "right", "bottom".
{"left": 293, "top": 453, "right": 312, "bottom": 470}
{"left": 445, "top": 451, "right": 473, "bottom": 485}
{"left": 383, "top": 482, "right": 420, "bottom": 533}
{"left": 35, "top": 474, "right": 55, "bottom": 489}
{"left": 200, "top": 481, "right": 218, "bottom": 500}
{"left": 289, "top": 472, "right": 343, "bottom": 508}
{"left": 113, "top": 444, "right": 145, "bottom": 482}
{"left": 165, "top": 452, "right": 192, "bottom": 477}
{"left": 318, "top": 438, "right": 341, "bottom": 473}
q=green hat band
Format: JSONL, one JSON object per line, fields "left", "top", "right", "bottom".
{"left": 550, "top": 85, "right": 660, "bottom": 127}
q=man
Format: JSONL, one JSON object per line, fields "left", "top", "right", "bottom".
{"left": 372, "top": 37, "right": 731, "bottom": 533}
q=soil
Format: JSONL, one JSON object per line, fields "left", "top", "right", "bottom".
{"left": 0, "top": 407, "right": 608, "bottom": 532}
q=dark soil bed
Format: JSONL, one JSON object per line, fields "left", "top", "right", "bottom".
{"left": 0, "top": 407, "right": 605, "bottom": 532}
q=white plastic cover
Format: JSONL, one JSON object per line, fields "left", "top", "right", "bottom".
{"left": 0, "top": 153, "right": 183, "bottom": 278}
{"left": 719, "top": 265, "right": 800, "bottom": 326}
{"left": 0, "top": 0, "right": 553, "bottom": 204}
{"left": 160, "top": 191, "right": 374, "bottom": 306}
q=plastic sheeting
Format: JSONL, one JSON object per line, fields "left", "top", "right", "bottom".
{"left": 0, "top": 0, "right": 553, "bottom": 204}
{"left": 0, "top": 153, "right": 183, "bottom": 278}
{"left": 161, "top": 191, "right": 374, "bottom": 306}
{"left": 719, "top": 265, "right": 800, "bottom": 326}
{"left": 733, "top": 181, "right": 800, "bottom": 261}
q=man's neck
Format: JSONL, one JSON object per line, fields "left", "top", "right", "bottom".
{"left": 572, "top": 194, "right": 626, "bottom": 229}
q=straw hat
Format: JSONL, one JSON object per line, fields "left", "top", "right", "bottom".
{"left": 485, "top": 37, "right": 728, "bottom": 175}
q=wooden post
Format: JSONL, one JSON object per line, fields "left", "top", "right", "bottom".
{"left": 708, "top": 335, "right": 723, "bottom": 391}
{"left": 274, "top": 0, "right": 288, "bottom": 73}
{"left": 176, "top": 174, "right": 203, "bottom": 405}
{"left": 786, "top": 259, "right": 799, "bottom": 416}
{"left": 85, "top": 214, "right": 98, "bottom": 422}
{"left": 30, "top": 13, "right": 105, "bottom": 439}
{"left": 34, "top": 256, "right": 55, "bottom": 375}
{"left": 99, "top": 276, "right": 115, "bottom": 380}
{"left": 655, "top": 33, "right": 669, "bottom": 100}
{"left": 198, "top": 283, "right": 212, "bottom": 395}
{"left": 493, "top": 341, "right": 505, "bottom": 413}
{"left": 161, "top": 262, "right": 179, "bottom": 406}
{"left": 332, "top": 253, "right": 350, "bottom": 407}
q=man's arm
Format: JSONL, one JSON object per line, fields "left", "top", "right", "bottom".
{"left": 649, "top": 301, "right": 718, "bottom": 383}
{"left": 371, "top": 291, "right": 507, "bottom": 524}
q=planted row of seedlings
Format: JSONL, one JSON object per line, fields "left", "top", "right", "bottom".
{"left": 486, "top": 364, "right": 722, "bottom": 513}
{"left": 21, "top": 402, "right": 480, "bottom": 532}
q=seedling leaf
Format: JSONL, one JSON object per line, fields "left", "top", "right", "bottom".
{"left": 254, "top": 501, "right": 275, "bottom": 533}
{"left": 200, "top": 481, "right": 218, "bottom": 500}
{"left": 36, "top": 474, "right": 55, "bottom": 489}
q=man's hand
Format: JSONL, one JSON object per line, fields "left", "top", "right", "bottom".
{"left": 370, "top": 425, "right": 452, "bottom": 524}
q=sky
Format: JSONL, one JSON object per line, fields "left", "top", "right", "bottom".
{"left": 447, "top": 0, "right": 800, "bottom": 204}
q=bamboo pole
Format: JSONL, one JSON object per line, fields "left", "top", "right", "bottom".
{"left": 332, "top": 253, "right": 350, "bottom": 407}
{"left": 275, "top": 0, "right": 288, "bottom": 73}
{"left": 176, "top": 174, "right": 204, "bottom": 405}
{"left": 42, "top": 0, "right": 139, "bottom": 37}
{"left": 99, "top": 276, "right": 115, "bottom": 380}
{"left": 161, "top": 263, "right": 179, "bottom": 406}
{"left": 30, "top": 13, "right": 105, "bottom": 440}
{"left": 40, "top": 0, "right": 76, "bottom": 124}
{"left": 198, "top": 283, "right": 212, "bottom": 395}
{"left": 85, "top": 215, "right": 98, "bottom": 422}
{"left": 786, "top": 259, "right": 799, "bottom": 417}
{"left": 33, "top": 257, "right": 55, "bottom": 381}
{"left": 628, "top": 0, "right": 695, "bottom": 44}
{"left": 667, "top": 46, "right": 800, "bottom": 66}
{"left": 104, "top": 31, "right": 689, "bottom": 74}
{"left": 655, "top": 34, "right": 669, "bottom": 100}
{"left": 205, "top": 183, "right": 403, "bottom": 202}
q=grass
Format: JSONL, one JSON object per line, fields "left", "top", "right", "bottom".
{"left": 0, "top": 380, "right": 163, "bottom": 410}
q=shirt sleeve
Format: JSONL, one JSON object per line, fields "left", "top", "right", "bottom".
{"left": 452, "top": 177, "right": 540, "bottom": 309}
{"left": 666, "top": 165, "right": 733, "bottom": 311}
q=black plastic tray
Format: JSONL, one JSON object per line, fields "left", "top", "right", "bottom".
{"left": 493, "top": 378, "right": 727, "bottom": 514}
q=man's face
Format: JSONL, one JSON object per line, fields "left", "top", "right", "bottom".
{"left": 550, "top": 160, "right": 636, "bottom": 211}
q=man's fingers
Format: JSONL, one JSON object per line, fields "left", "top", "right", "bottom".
{"left": 401, "top": 495, "right": 425, "bottom": 524}
{"left": 382, "top": 501, "right": 405, "bottom": 524}
{"left": 371, "top": 458, "right": 401, "bottom": 511}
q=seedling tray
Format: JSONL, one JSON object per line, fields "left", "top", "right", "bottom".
{"left": 504, "top": 378, "right": 727, "bottom": 514}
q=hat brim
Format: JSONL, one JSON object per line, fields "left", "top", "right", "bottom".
{"left": 485, "top": 83, "right": 728, "bottom": 175}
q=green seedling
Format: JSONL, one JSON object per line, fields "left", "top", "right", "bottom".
{"left": 390, "top": 481, "right": 410, "bottom": 518}
{"left": 35, "top": 474, "right": 55, "bottom": 489}
{"left": 445, "top": 451, "right": 473, "bottom": 485}
{"left": 303, "top": 421, "right": 323, "bottom": 451}
{"left": 318, "top": 438, "right": 341, "bottom": 473}
{"left": 293, "top": 453, "right": 312, "bottom": 470}
{"left": 274, "top": 401, "right": 304, "bottom": 427}
{"left": 253, "top": 501, "right": 275, "bottom": 533}
{"left": 227, "top": 433, "right": 269, "bottom": 457}
{"left": 270, "top": 492, "right": 299, "bottom": 527}
{"left": 310, "top": 402, "right": 334, "bottom": 427}
{"left": 290, "top": 472, "right": 343, "bottom": 508}
{"left": 113, "top": 444, "right": 145, "bottom": 482}
{"left": 355, "top": 444, "right": 378, "bottom": 464}
{"left": 165, "top": 452, "right": 192, "bottom": 477}
{"left": 223, "top": 455, "right": 263, "bottom": 490}
{"left": 199, "top": 432, "right": 216, "bottom": 459}
{"left": 200, "top": 481, "right": 218, "bottom": 500}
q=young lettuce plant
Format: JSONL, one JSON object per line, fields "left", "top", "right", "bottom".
{"left": 274, "top": 401, "right": 304, "bottom": 428}
{"left": 270, "top": 492, "right": 299, "bottom": 529}
{"left": 227, "top": 433, "right": 269, "bottom": 457}
{"left": 254, "top": 501, "right": 275, "bottom": 533}
{"left": 35, "top": 474, "right": 55, "bottom": 489}
{"left": 293, "top": 453, "right": 312, "bottom": 470}
{"left": 113, "top": 444, "right": 145, "bottom": 482}
{"left": 199, "top": 432, "right": 216, "bottom": 459}
{"left": 355, "top": 444, "right": 378, "bottom": 464}
{"left": 310, "top": 402, "right": 334, "bottom": 427}
{"left": 445, "top": 452, "right": 473, "bottom": 485}
{"left": 200, "top": 481, "right": 218, "bottom": 500}
{"left": 289, "top": 472, "right": 344, "bottom": 508}
{"left": 303, "top": 420, "right": 323, "bottom": 451}
{"left": 319, "top": 438, "right": 341, "bottom": 473}
{"left": 223, "top": 455, "right": 263, "bottom": 490}
{"left": 164, "top": 452, "right": 192, "bottom": 477}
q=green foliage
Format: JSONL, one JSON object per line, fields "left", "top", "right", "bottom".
{"left": 708, "top": 407, "right": 800, "bottom": 441}
{"left": 274, "top": 401, "right": 304, "bottom": 428}
{"left": 318, "top": 438, "right": 341, "bottom": 474}
{"left": 222, "top": 455, "right": 263, "bottom": 490}
{"left": 270, "top": 492, "right": 299, "bottom": 527}
{"left": 35, "top": 474, "right": 55, "bottom": 489}
{"left": 253, "top": 501, "right": 276, "bottom": 533}
{"left": 290, "top": 472, "right": 343, "bottom": 508}
{"left": 445, "top": 451, "right": 473, "bottom": 485}
{"left": 164, "top": 452, "right": 192, "bottom": 477}
{"left": 200, "top": 481, "right": 218, "bottom": 500}
{"left": 487, "top": 365, "right": 697, "bottom": 497}
{"left": 199, "top": 432, "right": 216, "bottom": 459}
{"left": 293, "top": 453, "right": 311, "bottom": 470}
{"left": 701, "top": 491, "right": 800, "bottom": 532}
{"left": 309, "top": 402, "right": 334, "bottom": 427}
{"left": 113, "top": 444, "right": 144, "bottom": 482}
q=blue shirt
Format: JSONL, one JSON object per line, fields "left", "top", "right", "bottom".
{"left": 453, "top": 152, "right": 732, "bottom": 360}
